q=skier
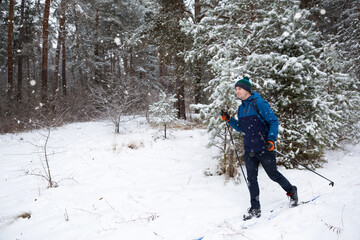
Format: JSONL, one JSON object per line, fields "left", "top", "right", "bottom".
{"left": 221, "top": 76, "right": 298, "bottom": 220}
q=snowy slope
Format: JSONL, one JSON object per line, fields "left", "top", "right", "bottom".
{"left": 0, "top": 118, "right": 359, "bottom": 240}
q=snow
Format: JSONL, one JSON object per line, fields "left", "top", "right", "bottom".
{"left": 294, "top": 12, "right": 302, "bottom": 20}
{"left": 29, "top": 80, "right": 36, "bottom": 86}
{"left": 1, "top": 118, "right": 360, "bottom": 240}
{"left": 114, "top": 37, "right": 121, "bottom": 46}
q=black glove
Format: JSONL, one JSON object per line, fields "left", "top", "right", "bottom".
{"left": 265, "top": 141, "right": 275, "bottom": 151}
{"left": 220, "top": 110, "right": 230, "bottom": 122}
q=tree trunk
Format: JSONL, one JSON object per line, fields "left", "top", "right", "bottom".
{"left": 116, "top": 55, "right": 121, "bottom": 80}
{"left": 17, "top": 0, "right": 25, "bottom": 101}
{"left": 41, "top": 0, "right": 51, "bottom": 103}
{"left": 194, "top": 0, "right": 201, "bottom": 22}
{"left": 62, "top": 36, "right": 66, "bottom": 96}
{"left": 176, "top": 74, "right": 186, "bottom": 120}
{"left": 53, "top": 0, "right": 67, "bottom": 96}
{"left": 26, "top": 56, "right": 31, "bottom": 99}
{"left": 7, "top": 0, "right": 14, "bottom": 93}
{"left": 129, "top": 46, "right": 133, "bottom": 78}
{"left": 53, "top": 26, "right": 62, "bottom": 95}
{"left": 123, "top": 56, "right": 128, "bottom": 80}
{"left": 94, "top": 9, "right": 100, "bottom": 84}
{"left": 158, "top": 48, "right": 164, "bottom": 86}
{"left": 60, "top": 0, "right": 67, "bottom": 96}
{"left": 193, "top": 58, "right": 203, "bottom": 106}
{"left": 193, "top": 0, "right": 204, "bottom": 107}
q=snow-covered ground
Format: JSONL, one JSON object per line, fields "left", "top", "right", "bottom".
{"left": 1, "top": 118, "right": 359, "bottom": 240}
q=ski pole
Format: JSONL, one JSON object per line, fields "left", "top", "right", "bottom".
{"left": 225, "top": 122, "right": 249, "bottom": 187}
{"left": 274, "top": 150, "right": 335, "bottom": 187}
{"left": 258, "top": 131, "right": 334, "bottom": 187}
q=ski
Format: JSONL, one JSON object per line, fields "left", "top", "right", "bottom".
{"left": 195, "top": 195, "right": 321, "bottom": 237}
{"left": 288, "top": 195, "right": 320, "bottom": 208}
{"left": 267, "top": 195, "right": 320, "bottom": 220}
{"left": 245, "top": 195, "right": 321, "bottom": 223}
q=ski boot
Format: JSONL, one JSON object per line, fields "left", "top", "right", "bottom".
{"left": 243, "top": 207, "right": 261, "bottom": 221}
{"left": 287, "top": 185, "right": 298, "bottom": 207}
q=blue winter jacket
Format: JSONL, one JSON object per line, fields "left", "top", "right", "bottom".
{"left": 228, "top": 92, "right": 279, "bottom": 152}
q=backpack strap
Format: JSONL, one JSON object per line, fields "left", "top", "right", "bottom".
{"left": 250, "top": 99, "right": 269, "bottom": 131}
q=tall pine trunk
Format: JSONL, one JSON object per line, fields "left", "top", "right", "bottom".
{"left": 17, "top": 0, "right": 25, "bottom": 101}
{"left": 26, "top": 56, "right": 31, "bottom": 100}
{"left": 54, "top": 0, "right": 67, "bottom": 96}
{"left": 94, "top": 9, "right": 100, "bottom": 84}
{"left": 176, "top": 73, "right": 186, "bottom": 120}
{"left": 129, "top": 45, "right": 134, "bottom": 86}
{"left": 41, "top": 0, "right": 51, "bottom": 103}
{"left": 60, "top": 0, "right": 67, "bottom": 96}
{"left": 7, "top": 0, "right": 14, "bottom": 94}
{"left": 54, "top": 24, "right": 62, "bottom": 95}
{"left": 62, "top": 35, "right": 66, "bottom": 96}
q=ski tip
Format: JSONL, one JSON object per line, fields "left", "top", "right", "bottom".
{"left": 193, "top": 237, "right": 204, "bottom": 240}
{"left": 329, "top": 181, "right": 335, "bottom": 187}
{"left": 311, "top": 195, "right": 321, "bottom": 201}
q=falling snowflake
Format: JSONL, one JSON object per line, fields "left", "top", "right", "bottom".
{"left": 294, "top": 12, "right": 302, "bottom": 20}
{"left": 114, "top": 37, "right": 121, "bottom": 46}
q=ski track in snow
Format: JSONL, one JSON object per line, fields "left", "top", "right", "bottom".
{"left": 0, "top": 119, "right": 359, "bottom": 240}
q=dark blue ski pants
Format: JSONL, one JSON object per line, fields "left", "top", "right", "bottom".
{"left": 244, "top": 151, "right": 293, "bottom": 209}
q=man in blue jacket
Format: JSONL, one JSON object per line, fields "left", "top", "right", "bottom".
{"left": 221, "top": 76, "right": 298, "bottom": 220}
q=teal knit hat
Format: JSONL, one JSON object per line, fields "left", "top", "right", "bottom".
{"left": 235, "top": 76, "right": 252, "bottom": 93}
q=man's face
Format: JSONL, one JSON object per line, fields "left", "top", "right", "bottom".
{"left": 236, "top": 87, "right": 250, "bottom": 100}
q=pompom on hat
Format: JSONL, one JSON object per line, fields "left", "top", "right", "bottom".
{"left": 235, "top": 76, "right": 252, "bottom": 94}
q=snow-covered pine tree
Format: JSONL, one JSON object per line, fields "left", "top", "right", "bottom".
{"left": 241, "top": 0, "right": 360, "bottom": 166}
{"left": 182, "top": 0, "right": 251, "bottom": 177}
{"left": 240, "top": 1, "right": 333, "bottom": 166}
{"left": 317, "top": 0, "right": 360, "bottom": 143}
{"left": 320, "top": 0, "right": 360, "bottom": 80}
{"left": 149, "top": 91, "right": 178, "bottom": 139}
{"left": 183, "top": 0, "right": 351, "bottom": 169}
{"left": 319, "top": 43, "right": 360, "bottom": 144}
